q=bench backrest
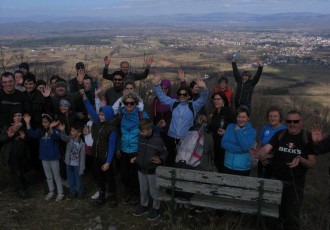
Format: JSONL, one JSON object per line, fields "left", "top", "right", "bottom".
{"left": 156, "top": 166, "right": 283, "bottom": 218}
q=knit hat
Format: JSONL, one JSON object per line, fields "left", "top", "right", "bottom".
{"left": 160, "top": 79, "right": 171, "bottom": 88}
{"left": 55, "top": 79, "right": 67, "bottom": 88}
{"left": 59, "top": 99, "right": 71, "bottom": 107}
{"left": 36, "top": 79, "right": 46, "bottom": 88}
{"left": 19, "top": 62, "right": 29, "bottom": 71}
{"left": 75, "top": 62, "right": 85, "bottom": 69}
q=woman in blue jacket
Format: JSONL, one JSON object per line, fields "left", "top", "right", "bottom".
{"left": 221, "top": 106, "right": 256, "bottom": 176}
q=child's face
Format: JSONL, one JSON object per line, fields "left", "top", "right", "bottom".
{"left": 98, "top": 111, "right": 105, "bottom": 122}
{"left": 140, "top": 128, "right": 152, "bottom": 137}
{"left": 70, "top": 128, "right": 81, "bottom": 139}
{"left": 13, "top": 113, "right": 23, "bottom": 123}
{"left": 41, "top": 117, "right": 51, "bottom": 129}
{"left": 59, "top": 105, "right": 70, "bottom": 113}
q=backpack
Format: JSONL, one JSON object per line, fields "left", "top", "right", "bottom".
{"left": 175, "top": 124, "right": 206, "bottom": 168}
{"left": 278, "top": 129, "right": 309, "bottom": 144}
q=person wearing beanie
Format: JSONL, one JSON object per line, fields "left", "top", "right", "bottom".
{"left": 36, "top": 79, "right": 47, "bottom": 92}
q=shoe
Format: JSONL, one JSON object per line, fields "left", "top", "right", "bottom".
{"left": 91, "top": 191, "right": 99, "bottom": 200}
{"left": 55, "top": 194, "right": 64, "bottom": 202}
{"left": 130, "top": 195, "right": 139, "bottom": 205}
{"left": 122, "top": 194, "right": 131, "bottom": 204}
{"left": 95, "top": 192, "right": 106, "bottom": 205}
{"left": 45, "top": 192, "right": 55, "bottom": 201}
{"left": 61, "top": 179, "right": 69, "bottom": 188}
{"left": 67, "top": 193, "right": 77, "bottom": 200}
{"left": 133, "top": 205, "right": 148, "bottom": 217}
{"left": 108, "top": 194, "right": 118, "bottom": 208}
{"left": 147, "top": 208, "right": 160, "bottom": 221}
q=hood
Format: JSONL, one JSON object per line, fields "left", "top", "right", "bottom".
{"left": 101, "top": 105, "right": 115, "bottom": 122}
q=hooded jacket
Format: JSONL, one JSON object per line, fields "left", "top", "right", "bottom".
{"left": 221, "top": 122, "right": 256, "bottom": 171}
{"left": 84, "top": 99, "right": 117, "bottom": 163}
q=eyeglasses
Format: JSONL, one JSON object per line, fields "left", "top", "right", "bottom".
{"left": 124, "top": 101, "right": 135, "bottom": 106}
{"left": 285, "top": 119, "right": 300, "bottom": 124}
{"left": 113, "top": 78, "right": 123, "bottom": 82}
{"left": 77, "top": 67, "right": 85, "bottom": 70}
{"left": 178, "top": 93, "right": 188, "bottom": 97}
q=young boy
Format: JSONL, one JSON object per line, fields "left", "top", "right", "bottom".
{"left": 132, "top": 119, "right": 168, "bottom": 221}
{"left": 59, "top": 122, "right": 86, "bottom": 199}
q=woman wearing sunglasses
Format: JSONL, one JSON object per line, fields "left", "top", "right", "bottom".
{"left": 153, "top": 72, "right": 208, "bottom": 166}
{"left": 115, "top": 92, "right": 149, "bottom": 205}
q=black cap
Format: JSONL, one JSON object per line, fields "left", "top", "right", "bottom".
{"left": 19, "top": 62, "right": 29, "bottom": 71}
{"left": 76, "top": 62, "right": 85, "bottom": 69}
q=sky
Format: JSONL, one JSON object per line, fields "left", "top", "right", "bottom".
{"left": 0, "top": 0, "right": 329, "bottom": 20}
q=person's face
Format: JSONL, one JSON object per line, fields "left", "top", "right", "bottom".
{"left": 124, "top": 84, "right": 135, "bottom": 94}
{"left": 219, "top": 81, "right": 227, "bottom": 91}
{"left": 242, "top": 74, "right": 249, "bottom": 82}
{"left": 76, "top": 66, "right": 85, "bottom": 75}
{"left": 13, "top": 113, "right": 23, "bottom": 123}
{"left": 120, "top": 63, "right": 129, "bottom": 74}
{"left": 178, "top": 90, "right": 190, "bottom": 103}
{"left": 113, "top": 75, "right": 123, "bottom": 87}
{"left": 140, "top": 128, "right": 153, "bottom": 137}
{"left": 83, "top": 79, "right": 92, "bottom": 91}
{"left": 70, "top": 128, "right": 81, "bottom": 139}
{"left": 23, "top": 80, "right": 36, "bottom": 93}
{"left": 50, "top": 79, "right": 57, "bottom": 88}
{"left": 98, "top": 111, "right": 105, "bottom": 122}
{"left": 37, "top": 85, "right": 45, "bottom": 92}
{"left": 286, "top": 113, "right": 303, "bottom": 135}
{"left": 55, "top": 85, "right": 67, "bottom": 97}
{"left": 14, "top": 73, "right": 23, "bottom": 85}
{"left": 191, "top": 84, "right": 199, "bottom": 94}
{"left": 1, "top": 76, "right": 15, "bottom": 94}
{"left": 236, "top": 112, "right": 249, "bottom": 127}
{"left": 161, "top": 85, "right": 169, "bottom": 94}
{"left": 213, "top": 95, "right": 224, "bottom": 109}
{"left": 41, "top": 117, "right": 51, "bottom": 129}
{"left": 59, "top": 104, "right": 70, "bottom": 114}
{"left": 268, "top": 111, "right": 281, "bottom": 128}
{"left": 19, "top": 68, "right": 28, "bottom": 76}
{"left": 124, "top": 98, "right": 136, "bottom": 111}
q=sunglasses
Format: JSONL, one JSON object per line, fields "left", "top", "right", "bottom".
{"left": 178, "top": 93, "right": 188, "bottom": 97}
{"left": 113, "top": 78, "right": 123, "bottom": 82}
{"left": 124, "top": 101, "right": 135, "bottom": 106}
{"left": 77, "top": 67, "right": 85, "bottom": 70}
{"left": 285, "top": 119, "right": 300, "bottom": 124}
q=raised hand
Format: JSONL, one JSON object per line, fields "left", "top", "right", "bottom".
{"left": 145, "top": 57, "right": 154, "bottom": 67}
{"left": 41, "top": 85, "right": 51, "bottom": 97}
{"left": 94, "top": 87, "right": 103, "bottom": 98}
{"left": 153, "top": 72, "right": 162, "bottom": 85}
{"left": 57, "top": 122, "right": 65, "bottom": 132}
{"left": 50, "top": 120, "right": 60, "bottom": 128}
{"left": 256, "top": 60, "right": 263, "bottom": 67}
{"left": 177, "top": 68, "right": 185, "bottom": 82}
{"left": 104, "top": 56, "right": 111, "bottom": 66}
{"left": 23, "top": 113, "right": 31, "bottom": 124}
{"left": 195, "top": 78, "right": 207, "bottom": 89}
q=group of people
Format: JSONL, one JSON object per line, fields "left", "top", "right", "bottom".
{"left": 0, "top": 56, "right": 329, "bottom": 228}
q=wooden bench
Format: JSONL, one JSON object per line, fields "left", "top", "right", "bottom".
{"left": 156, "top": 166, "right": 283, "bottom": 221}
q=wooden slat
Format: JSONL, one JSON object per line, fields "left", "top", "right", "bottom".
{"left": 158, "top": 192, "right": 280, "bottom": 218}
{"left": 157, "top": 177, "right": 282, "bottom": 204}
{"left": 156, "top": 166, "right": 283, "bottom": 193}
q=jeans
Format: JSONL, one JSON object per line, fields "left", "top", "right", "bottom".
{"left": 66, "top": 165, "right": 83, "bottom": 194}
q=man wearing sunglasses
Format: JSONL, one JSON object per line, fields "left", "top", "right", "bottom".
{"left": 254, "top": 110, "right": 316, "bottom": 230}
{"left": 69, "top": 62, "right": 99, "bottom": 93}
{"left": 102, "top": 56, "right": 153, "bottom": 82}
{"left": 104, "top": 71, "right": 125, "bottom": 106}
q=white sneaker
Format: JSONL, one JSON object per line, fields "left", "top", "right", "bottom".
{"left": 91, "top": 191, "right": 99, "bottom": 200}
{"left": 45, "top": 192, "right": 55, "bottom": 201}
{"left": 55, "top": 194, "right": 64, "bottom": 202}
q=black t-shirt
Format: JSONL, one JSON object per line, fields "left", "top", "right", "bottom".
{"left": 269, "top": 130, "right": 315, "bottom": 182}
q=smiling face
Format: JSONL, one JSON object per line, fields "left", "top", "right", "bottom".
{"left": 286, "top": 113, "right": 303, "bottom": 135}
{"left": 120, "top": 62, "right": 129, "bottom": 74}
{"left": 1, "top": 75, "right": 15, "bottom": 94}
{"left": 177, "top": 90, "right": 190, "bottom": 103}
{"left": 23, "top": 80, "right": 36, "bottom": 93}
{"left": 124, "top": 98, "right": 136, "bottom": 111}
{"left": 213, "top": 94, "right": 224, "bottom": 110}
{"left": 236, "top": 111, "right": 249, "bottom": 127}
{"left": 268, "top": 111, "right": 281, "bottom": 128}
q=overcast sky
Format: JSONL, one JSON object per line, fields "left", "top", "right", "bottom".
{"left": 1, "top": 0, "right": 329, "bottom": 20}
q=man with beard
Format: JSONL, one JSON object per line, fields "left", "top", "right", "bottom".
{"left": 104, "top": 71, "right": 125, "bottom": 106}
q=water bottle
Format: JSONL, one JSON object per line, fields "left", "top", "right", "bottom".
{"left": 219, "top": 118, "right": 225, "bottom": 130}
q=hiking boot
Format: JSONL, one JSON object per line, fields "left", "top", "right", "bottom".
{"left": 108, "top": 194, "right": 118, "bottom": 208}
{"left": 133, "top": 205, "right": 148, "bottom": 216}
{"left": 55, "top": 194, "right": 64, "bottom": 202}
{"left": 45, "top": 192, "right": 55, "bottom": 201}
{"left": 147, "top": 208, "right": 160, "bottom": 221}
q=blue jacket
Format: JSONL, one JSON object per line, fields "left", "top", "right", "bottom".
{"left": 221, "top": 122, "right": 256, "bottom": 171}
{"left": 27, "top": 128, "right": 61, "bottom": 161}
{"left": 154, "top": 84, "right": 208, "bottom": 139}
{"left": 119, "top": 106, "right": 149, "bottom": 154}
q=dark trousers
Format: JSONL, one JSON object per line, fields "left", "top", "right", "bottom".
{"left": 93, "top": 158, "right": 116, "bottom": 194}
{"left": 120, "top": 152, "right": 139, "bottom": 195}
{"left": 8, "top": 150, "right": 27, "bottom": 191}
{"left": 214, "top": 148, "right": 225, "bottom": 173}
{"left": 166, "top": 136, "right": 180, "bottom": 166}
{"left": 280, "top": 179, "right": 305, "bottom": 230}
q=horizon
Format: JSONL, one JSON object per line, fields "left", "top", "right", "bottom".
{"left": 1, "top": 0, "right": 329, "bottom": 23}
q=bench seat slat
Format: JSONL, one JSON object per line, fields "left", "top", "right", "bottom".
{"left": 156, "top": 167, "right": 283, "bottom": 193}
